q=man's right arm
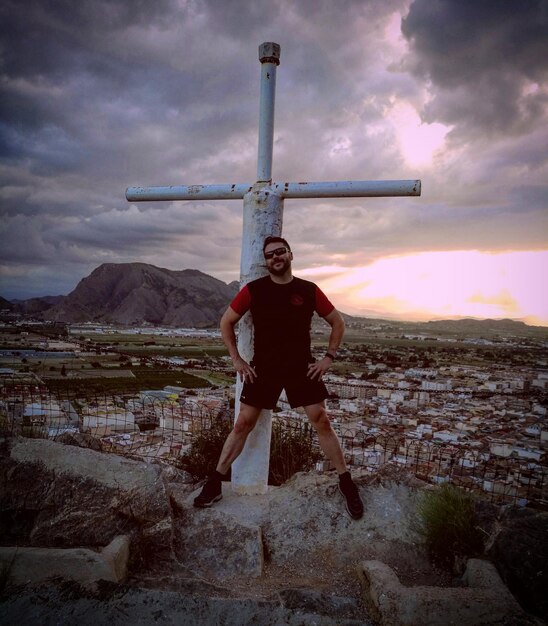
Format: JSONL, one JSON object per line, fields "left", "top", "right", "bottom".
{"left": 220, "top": 306, "right": 257, "bottom": 383}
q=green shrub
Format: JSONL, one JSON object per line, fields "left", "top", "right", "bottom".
{"left": 178, "top": 415, "right": 232, "bottom": 480}
{"left": 415, "top": 483, "right": 485, "bottom": 569}
{"left": 268, "top": 421, "right": 322, "bottom": 486}
{"left": 20, "top": 425, "right": 48, "bottom": 439}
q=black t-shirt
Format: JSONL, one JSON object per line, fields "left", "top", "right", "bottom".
{"left": 230, "top": 276, "right": 334, "bottom": 369}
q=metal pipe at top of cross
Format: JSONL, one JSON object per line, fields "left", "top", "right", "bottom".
{"left": 125, "top": 41, "right": 421, "bottom": 202}
{"left": 257, "top": 42, "right": 279, "bottom": 182}
{"left": 125, "top": 42, "right": 421, "bottom": 496}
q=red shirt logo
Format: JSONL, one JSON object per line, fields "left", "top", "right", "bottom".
{"left": 290, "top": 294, "right": 304, "bottom": 306}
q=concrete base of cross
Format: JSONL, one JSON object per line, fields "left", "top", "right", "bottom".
{"left": 231, "top": 409, "right": 272, "bottom": 495}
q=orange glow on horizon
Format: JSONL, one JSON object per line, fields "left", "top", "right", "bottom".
{"left": 299, "top": 250, "right": 548, "bottom": 325}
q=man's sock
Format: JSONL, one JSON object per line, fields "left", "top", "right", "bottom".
{"left": 212, "top": 470, "right": 226, "bottom": 482}
{"left": 338, "top": 470, "right": 352, "bottom": 485}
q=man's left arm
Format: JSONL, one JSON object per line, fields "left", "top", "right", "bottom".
{"left": 307, "top": 308, "right": 345, "bottom": 380}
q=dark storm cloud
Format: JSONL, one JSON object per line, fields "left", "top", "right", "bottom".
{"left": 401, "top": 0, "right": 548, "bottom": 137}
{"left": 1, "top": 0, "right": 546, "bottom": 308}
{"left": 0, "top": 0, "right": 256, "bottom": 184}
{"left": 0, "top": 0, "right": 175, "bottom": 78}
{"left": 0, "top": 0, "right": 407, "bottom": 217}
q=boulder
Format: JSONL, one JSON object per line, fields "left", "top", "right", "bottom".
{"left": 261, "top": 471, "right": 420, "bottom": 567}
{"left": 487, "top": 507, "right": 548, "bottom": 621}
{"left": 167, "top": 470, "right": 427, "bottom": 584}
{"left": 1, "top": 443, "right": 538, "bottom": 625}
{"left": 171, "top": 483, "right": 264, "bottom": 579}
{"left": 1, "top": 438, "right": 174, "bottom": 570}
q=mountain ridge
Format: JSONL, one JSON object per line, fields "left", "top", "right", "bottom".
{"left": 1, "top": 263, "right": 544, "bottom": 330}
{"left": 8, "top": 263, "right": 239, "bottom": 328}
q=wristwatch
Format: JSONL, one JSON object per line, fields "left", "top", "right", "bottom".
{"left": 325, "top": 352, "right": 336, "bottom": 361}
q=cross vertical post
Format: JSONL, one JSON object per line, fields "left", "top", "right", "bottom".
{"left": 125, "top": 41, "right": 421, "bottom": 497}
{"left": 232, "top": 43, "right": 282, "bottom": 494}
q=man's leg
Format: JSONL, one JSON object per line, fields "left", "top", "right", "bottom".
{"left": 304, "top": 402, "right": 364, "bottom": 520}
{"left": 216, "top": 403, "right": 262, "bottom": 474}
{"left": 303, "top": 402, "right": 346, "bottom": 473}
{"left": 193, "top": 403, "right": 262, "bottom": 508}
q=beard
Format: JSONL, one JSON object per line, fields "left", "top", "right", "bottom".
{"left": 267, "top": 257, "right": 291, "bottom": 276}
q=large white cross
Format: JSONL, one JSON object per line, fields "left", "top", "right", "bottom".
{"left": 126, "top": 42, "right": 421, "bottom": 495}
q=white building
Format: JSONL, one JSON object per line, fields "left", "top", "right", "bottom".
{"left": 82, "top": 408, "right": 137, "bottom": 436}
{"left": 433, "top": 429, "right": 463, "bottom": 443}
{"left": 23, "top": 401, "right": 65, "bottom": 425}
{"left": 421, "top": 380, "right": 452, "bottom": 392}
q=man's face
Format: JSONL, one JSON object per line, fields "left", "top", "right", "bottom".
{"left": 264, "top": 242, "right": 292, "bottom": 276}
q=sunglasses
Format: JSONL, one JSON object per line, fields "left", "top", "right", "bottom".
{"left": 264, "top": 246, "right": 288, "bottom": 259}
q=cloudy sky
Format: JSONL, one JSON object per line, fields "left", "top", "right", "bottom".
{"left": 1, "top": 0, "right": 547, "bottom": 324}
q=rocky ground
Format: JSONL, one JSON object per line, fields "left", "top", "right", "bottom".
{"left": 1, "top": 438, "right": 546, "bottom": 625}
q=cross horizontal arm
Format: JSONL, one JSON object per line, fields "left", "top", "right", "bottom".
{"left": 126, "top": 184, "right": 253, "bottom": 202}
{"left": 126, "top": 179, "right": 420, "bottom": 202}
{"left": 274, "top": 179, "right": 421, "bottom": 198}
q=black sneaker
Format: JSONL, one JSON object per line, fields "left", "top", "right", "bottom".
{"left": 193, "top": 475, "right": 222, "bottom": 508}
{"left": 338, "top": 475, "right": 364, "bottom": 520}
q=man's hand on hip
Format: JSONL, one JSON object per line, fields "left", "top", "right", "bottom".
{"left": 307, "top": 357, "right": 332, "bottom": 380}
{"left": 233, "top": 356, "right": 257, "bottom": 383}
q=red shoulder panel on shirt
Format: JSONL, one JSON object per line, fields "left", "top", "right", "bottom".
{"left": 315, "top": 286, "right": 335, "bottom": 317}
{"left": 230, "top": 285, "right": 251, "bottom": 315}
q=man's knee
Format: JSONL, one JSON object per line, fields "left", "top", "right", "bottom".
{"left": 307, "top": 406, "right": 331, "bottom": 431}
{"left": 233, "top": 409, "right": 259, "bottom": 435}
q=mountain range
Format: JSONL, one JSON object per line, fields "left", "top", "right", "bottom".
{"left": 1, "top": 262, "right": 542, "bottom": 332}
{"left": 4, "top": 263, "right": 239, "bottom": 328}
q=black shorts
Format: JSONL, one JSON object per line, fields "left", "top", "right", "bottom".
{"left": 240, "top": 362, "right": 329, "bottom": 410}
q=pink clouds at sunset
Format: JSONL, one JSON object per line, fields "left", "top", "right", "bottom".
{"left": 301, "top": 250, "right": 548, "bottom": 325}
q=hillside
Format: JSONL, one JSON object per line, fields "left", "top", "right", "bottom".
{"left": 11, "top": 295, "right": 65, "bottom": 315}
{"left": 39, "top": 263, "right": 239, "bottom": 327}
{"left": 0, "top": 295, "right": 13, "bottom": 310}
{"left": 1, "top": 439, "right": 540, "bottom": 625}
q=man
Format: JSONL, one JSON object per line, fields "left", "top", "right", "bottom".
{"left": 193, "top": 236, "right": 364, "bottom": 519}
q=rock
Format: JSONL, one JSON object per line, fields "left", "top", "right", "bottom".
{"left": 278, "top": 588, "right": 363, "bottom": 621}
{"left": 0, "top": 534, "right": 130, "bottom": 590}
{"left": 171, "top": 483, "right": 264, "bottom": 579}
{"left": 166, "top": 470, "right": 427, "bottom": 586}
{"left": 1, "top": 438, "right": 172, "bottom": 569}
{"left": 0, "top": 584, "right": 374, "bottom": 625}
{"left": 261, "top": 471, "right": 420, "bottom": 567}
{"left": 8, "top": 438, "right": 164, "bottom": 494}
{"left": 2, "top": 443, "right": 540, "bottom": 626}
{"left": 130, "top": 518, "right": 173, "bottom": 573}
{"left": 359, "top": 558, "right": 524, "bottom": 626}
{"left": 101, "top": 535, "right": 130, "bottom": 581}
{"left": 487, "top": 507, "right": 548, "bottom": 621}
